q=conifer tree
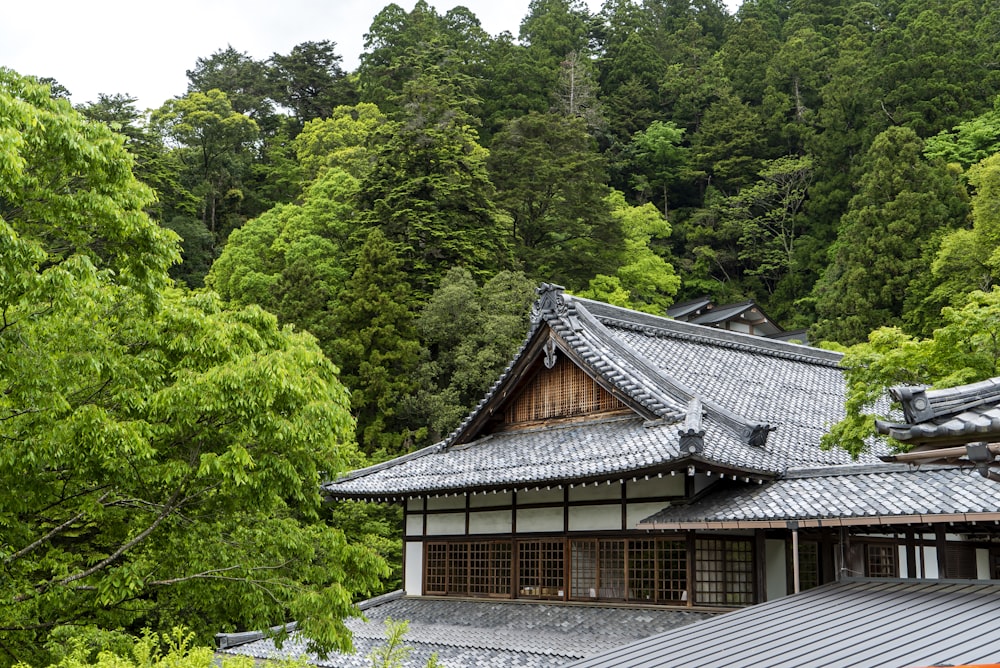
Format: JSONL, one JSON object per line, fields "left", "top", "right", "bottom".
{"left": 811, "top": 127, "right": 969, "bottom": 345}
{"left": 330, "top": 229, "right": 424, "bottom": 458}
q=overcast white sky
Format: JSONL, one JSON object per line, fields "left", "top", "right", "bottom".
{"left": 1, "top": 0, "right": 736, "bottom": 112}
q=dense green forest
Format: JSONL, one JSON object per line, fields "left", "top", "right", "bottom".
{"left": 6, "top": 0, "right": 1000, "bottom": 661}
{"left": 63, "top": 0, "right": 1000, "bottom": 460}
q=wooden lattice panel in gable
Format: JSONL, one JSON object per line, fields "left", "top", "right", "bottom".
{"left": 504, "top": 355, "right": 625, "bottom": 424}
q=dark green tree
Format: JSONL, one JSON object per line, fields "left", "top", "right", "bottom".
{"left": 357, "top": 68, "right": 509, "bottom": 293}
{"left": 488, "top": 111, "right": 621, "bottom": 288}
{"left": 414, "top": 268, "right": 536, "bottom": 441}
{"left": 268, "top": 40, "right": 356, "bottom": 126}
{"left": 811, "top": 126, "right": 970, "bottom": 345}
{"left": 330, "top": 229, "right": 425, "bottom": 458}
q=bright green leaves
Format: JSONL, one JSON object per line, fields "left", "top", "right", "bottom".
{"left": 0, "top": 68, "right": 378, "bottom": 667}
{"left": 825, "top": 288, "right": 1000, "bottom": 458}
{"left": 0, "top": 68, "right": 179, "bottom": 308}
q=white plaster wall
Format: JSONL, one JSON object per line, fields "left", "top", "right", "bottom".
{"left": 517, "top": 488, "right": 563, "bottom": 505}
{"left": 404, "top": 541, "right": 423, "bottom": 596}
{"left": 517, "top": 506, "right": 564, "bottom": 532}
{"left": 626, "top": 502, "right": 670, "bottom": 529}
{"left": 426, "top": 496, "right": 465, "bottom": 511}
{"left": 766, "top": 539, "right": 787, "bottom": 601}
{"left": 626, "top": 476, "right": 684, "bottom": 498}
{"left": 923, "top": 546, "right": 940, "bottom": 578}
{"left": 405, "top": 513, "right": 423, "bottom": 537}
{"left": 568, "top": 504, "right": 621, "bottom": 532}
{"left": 406, "top": 498, "right": 423, "bottom": 512}
{"left": 977, "top": 548, "right": 990, "bottom": 579}
{"left": 898, "top": 545, "right": 908, "bottom": 578}
{"left": 469, "top": 509, "right": 513, "bottom": 534}
{"left": 469, "top": 491, "right": 512, "bottom": 508}
{"left": 426, "top": 513, "right": 465, "bottom": 535}
{"left": 569, "top": 483, "right": 621, "bottom": 502}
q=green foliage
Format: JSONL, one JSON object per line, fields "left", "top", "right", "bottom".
{"left": 811, "top": 126, "right": 969, "bottom": 345}
{"left": 23, "top": 627, "right": 257, "bottom": 668}
{"left": 207, "top": 167, "right": 358, "bottom": 357}
{"left": 150, "top": 90, "right": 260, "bottom": 239}
{"left": 368, "top": 619, "right": 441, "bottom": 668}
{"left": 924, "top": 95, "right": 1000, "bottom": 169}
{"left": 294, "top": 103, "right": 387, "bottom": 182}
{"left": 330, "top": 229, "right": 425, "bottom": 458}
{"left": 268, "top": 40, "right": 356, "bottom": 126}
{"left": 414, "top": 269, "right": 536, "bottom": 440}
{"left": 578, "top": 191, "right": 680, "bottom": 314}
{"left": 824, "top": 288, "right": 1000, "bottom": 458}
{"left": 0, "top": 68, "right": 178, "bottom": 306}
{"left": 358, "top": 68, "right": 509, "bottom": 293}
{"left": 0, "top": 67, "right": 384, "bottom": 666}
{"left": 488, "top": 112, "right": 619, "bottom": 288}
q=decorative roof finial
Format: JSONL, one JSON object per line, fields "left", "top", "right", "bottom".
{"left": 531, "top": 283, "right": 567, "bottom": 322}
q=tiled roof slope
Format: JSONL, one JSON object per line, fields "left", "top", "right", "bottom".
{"left": 876, "top": 377, "right": 1000, "bottom": 445}
{"left": 324, "top": 289, "right": 887, "bottom": 499}
{"left": 639, "top": 464, "right": 1000, "bottom": 528}
{"left": 564, "top": 579, "right": 1000, "bottom": 668}
{"left": 218, "top": 592, "right": 711, "bottom": 668}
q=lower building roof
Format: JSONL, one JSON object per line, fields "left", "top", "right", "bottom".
{"left": 639, "top": 464, "right": 1000, "bottom": 529}
{"left": 564, "top": 578, "right": 1000, "bottom": 668}
{"left": 217, "top": 591, "right": 712, "bottom": 668}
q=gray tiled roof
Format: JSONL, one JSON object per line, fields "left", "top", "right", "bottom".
{"left": 876, "top": 378, "right": 1000, "bottom": 445}
{"left": 218, "top": 592, "right": 711, "bottom": 668}
{"left": 324, "top": 291, "right": 885, "bottom": 499}
{"left": 638, "top": 464, "right": 1000, "bottom": 527}
{"left": 564, "top": 578, "right": 1000, "bottom": 668}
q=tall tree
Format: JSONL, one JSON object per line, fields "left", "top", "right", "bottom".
{"left": 330, "top": 229, "right": 425, "bottom": 458}
{"left": 357, "top": 68, "right": 509, "bottom": 293}
{"left": 0, "top": 68, "right": 384, "bottom": 665}
{"left": 268, "top": 40, "right": 356, "bottom": 126}
{"left": 488, "top": 111, "right": 621, "bottom": 288}
{"left": 150, "top": 90, "right": 260, "bottom": 241}
{"left": 811, "top": 126, "right": 969, "bottom": 345}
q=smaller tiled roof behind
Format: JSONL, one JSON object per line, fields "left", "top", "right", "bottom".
{"left": 564, "top": 579, "right": 1000, "bottom": 668}
{"left": 218, "top": 592, "right": 712, "bottom": 668}
{"left": 639, "top": 464, "right": 1000, "bottom": 527}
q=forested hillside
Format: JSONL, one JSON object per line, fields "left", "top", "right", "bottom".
{"left": 62, "top": 0, "right": 1000, "bottom": 458}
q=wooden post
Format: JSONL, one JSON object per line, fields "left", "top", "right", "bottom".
{"left": 792, "top": 527, "right": 801, "bottom": 594}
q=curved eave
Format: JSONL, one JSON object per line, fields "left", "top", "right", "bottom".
{"left": 323, "top": 456, "right": 777, "bottom": 503}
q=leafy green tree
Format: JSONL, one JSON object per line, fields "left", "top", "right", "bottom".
{"left": 150, "top": 90, "right": 260, "bottom": 240}
{"left": 488, "top": 111, "right": 619, "bottom": 288}
{"left": 75, "top": 93, "right": 197, "bottom": 226}
{"left": 725, "top": 155, "right": 814, "bottom": 310}
{"left": 924, "top": 95, "right": 1000, "bottom": 168}
{"left": 414, "top": 269, "right": 536, "bottom": 441}
{"left": 330, "top": 229, "right": 425, "bottom": 458}
{"left": 811, "top": 126, "right": 969, "bottom": 345}
{"left": 0, "top": 68, "right": 384, "bottom": 666}
{"left": 186, "top": 46, "right": 276, "bottom": 130}
{"left": 293, "top": 103, "right": 387, "bottom": 183}
{"left": 578, "top": 191, "right": 681, "bottom": 314}
{"left": 627, "top": 120, "right": 688, "bottom": 217}
{"left": 906, "top": 152, "right": 1000, "bottom": 329}
{"left": 161, "top": 215, "right": 215, "bottom": 288}
{"left": 207, "top": 168, "right": 358, "bottom": 356}
{"left": 824, "top": 288, "right": 1000, "bottom": 459}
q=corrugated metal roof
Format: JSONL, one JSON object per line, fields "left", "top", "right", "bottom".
{"left": 217, "top": 592, "right": 711, "bottom": 668}
{"left": 638, "top": 465, "right": 1000, "bottom": 528}
{"left": 564, "top": 579, "right": 1000, "bottom": 668}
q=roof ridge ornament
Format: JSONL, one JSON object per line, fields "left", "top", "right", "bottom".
{"left": 531, "top": 283, "right": 567, "bottom": 323}
{"left": 680, "top": 397, "right": 705, "bottom": 455}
